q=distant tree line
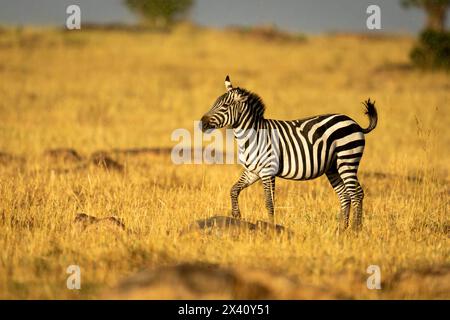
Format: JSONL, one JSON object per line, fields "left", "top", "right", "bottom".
{"left": 124, "top": 0, "right": 194, "bottom": 28}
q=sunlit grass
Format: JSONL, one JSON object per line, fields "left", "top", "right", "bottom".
{"left": 0, "top": 26, "right": 448, "bottom": 299}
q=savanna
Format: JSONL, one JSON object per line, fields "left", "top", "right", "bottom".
{"left": 0, "top": 25, "right": 448, "bottom": 299}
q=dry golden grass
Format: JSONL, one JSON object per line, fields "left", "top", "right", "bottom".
{"left": 0, "top": 25, "right": 449, "bottom": 299}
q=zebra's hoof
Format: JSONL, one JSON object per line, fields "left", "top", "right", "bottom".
{"left": 231, "top": 211, "right": 241, "bottom": 219}
{"left": 336, "top": 224, "right": 349, "bottom": 235}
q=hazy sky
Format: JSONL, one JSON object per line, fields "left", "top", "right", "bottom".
{"left": 0, "top": 0, "right": 448, "bottom": 33}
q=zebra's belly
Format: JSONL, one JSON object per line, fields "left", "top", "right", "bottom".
{"left": 239, "top": 139, "right": 335, "bottom": 179}
{"left": 275, "top": 137, "right": 335, "bottom": 180}
{"left": 276, "top": 169, "right": 327, "bottom": 181}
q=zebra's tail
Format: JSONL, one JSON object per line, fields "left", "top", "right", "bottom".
{"left": 361, "top": 98, "right": 378, "bottom": 134}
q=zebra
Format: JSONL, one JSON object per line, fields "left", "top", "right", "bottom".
{"left": 200, "top": 76, "right": 378, "bottom": 232}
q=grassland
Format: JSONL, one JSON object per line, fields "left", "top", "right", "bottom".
{"left": 0, "top": 25, "right": 448, "bottom": 299}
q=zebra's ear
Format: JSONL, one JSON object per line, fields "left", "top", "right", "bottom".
{"left": 225, "top": 75, "right": 233, "bottom": 92}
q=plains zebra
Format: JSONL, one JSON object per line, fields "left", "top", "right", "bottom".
{"left": 200, "top": 76, "right": 378, "bottom": 231}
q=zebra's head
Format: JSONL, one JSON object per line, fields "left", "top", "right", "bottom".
{"left": 200, "top": 75, "right": 249, "bottom": 132}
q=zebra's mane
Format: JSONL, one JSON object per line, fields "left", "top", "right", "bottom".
{"left": 237, "top": 87, "right": 266, "bottom": 119}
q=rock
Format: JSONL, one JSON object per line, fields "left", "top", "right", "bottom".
{"left": 0, "top": 152, "right": 14, "bottom": 164}
{"left": 74, "top": 213, "right": 125, "bottom": 231}
{"left": 0, "top": 151, "right": 25, "bottom": 165}
{"left": 110, "top": 147, "right": 173, "bottom": 156}
{"left": 90, "top": 152, "right": 124, "bottom": 172}
{"left": 74, "top": 213, "right": 97, "bottom": 226}
{"left": 181, "top": 215, "right": 293, "bottom": 237}
{"left": 383, "top": 265, "right": 450, "bottom": 299}
{"left": 44, "top": 148, "right": 83, "bottom": 162}
{"left": 255, "top": 220, "right": 293, "bottom": 236}
{"left": 104, "top": 262, "right": 338, "bottom": 299}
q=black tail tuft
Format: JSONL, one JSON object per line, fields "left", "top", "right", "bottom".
{"left": 361, "top": 98, "right": 378, "bottom": 134}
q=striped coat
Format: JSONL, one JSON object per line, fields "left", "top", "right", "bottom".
{"left": 201, "top": 76, "right": 378, "bottom": 232}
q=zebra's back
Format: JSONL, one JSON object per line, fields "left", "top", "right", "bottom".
{"left": 267, "top": 114, "right": 365, "bottom": 180}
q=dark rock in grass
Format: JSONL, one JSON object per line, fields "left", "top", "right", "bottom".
{"left": 44, "top": 148, "right": 83, "bottom": 162}
{"left": 255, "top": 219, "right": 292, "bottom": 235}
{"left": 0, "top": 152, "right": 15, "bottom": 164}
{"left": 90, "top": 151, "right": 124, "bottom": 172}
{"left": 181, "top": 215, "right": 293, "bottom": 237}
{"left": 194, "top": 215, "right": 257, "bottom": 230}
{"left": 0, "top": 151, "right": 25, "bottom": 165}
{"left": 74, "top": 212, "right": 125, "bottom": 231}
{"left": 110, "top": 147, "right": 173, "bottom": 156}
{"left": 104, "top": 262, "right": 338, "bottom": 299}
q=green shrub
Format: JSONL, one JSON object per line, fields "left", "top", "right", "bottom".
{"left": 124, "top": 0, "right": 194, "bottom": 28}
{"left": 410, "top": 29, "right": 450, "bottom": 70}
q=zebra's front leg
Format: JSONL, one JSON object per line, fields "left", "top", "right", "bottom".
{"left": 230, "top": 171, "right": 260, "bottom": 219}
{"left": 261, "top": 176, "right": 276, "bottom": 224}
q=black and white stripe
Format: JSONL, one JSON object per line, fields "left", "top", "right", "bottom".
{"left": 200, "top": 76, "right": 378, "bottom": 231}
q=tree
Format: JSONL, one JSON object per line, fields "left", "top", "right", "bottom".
{"left": 124, "top": 0, "right": 194, "bottom": 28}
{"left": 401, "top": 0, "right": 449, "bottom": 31}
{"left": 410, "top": 29, "right": 450, "bottom": 69}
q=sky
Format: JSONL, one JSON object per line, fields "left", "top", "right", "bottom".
{"left": 0, "top": 0, "right": 448, "bottom": 34}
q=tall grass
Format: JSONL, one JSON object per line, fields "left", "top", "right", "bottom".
{"left": 0, "top": 26, "right": 448, "bottom": 299}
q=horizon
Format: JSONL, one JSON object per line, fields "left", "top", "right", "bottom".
{"left": 0, "top": 0, "right": 449, "bottom": 34}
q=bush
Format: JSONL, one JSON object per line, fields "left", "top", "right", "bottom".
{"left": 124, "top": 0, "right": 194, "bottom": 28}
{"left": 410, "top": 29, "right": 450, "bottom": 70}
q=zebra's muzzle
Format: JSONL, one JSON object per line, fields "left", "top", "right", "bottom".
{"left": 200, "top": 116, "right": 216, "bottom": 132}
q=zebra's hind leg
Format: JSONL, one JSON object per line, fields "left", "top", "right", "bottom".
{"left": 230, "top": 170, "right": 260, "bottom": 219}
{"left": 261, "top": 176, "right": 276, "bottom": 224}
{"left": 338, "top": 171, "right": 364, "bottom": 231}
{"left": 326, "top": 171, "right": 351, "bottom": 232}
{"left": 335, "top": 147, "right": 365, "bottom": 231}
{"left": 349, "top": 179, "right": 364, "bottom": 231}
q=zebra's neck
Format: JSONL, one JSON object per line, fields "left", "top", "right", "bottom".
{"left": 232, "top": 97, "right": 268, "bottom": 154}
{"left": 233, "top": 114, "right": 268, "bottom": 152}
{"left": 234, "top": 97, "right": 265, "bottom": 129}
